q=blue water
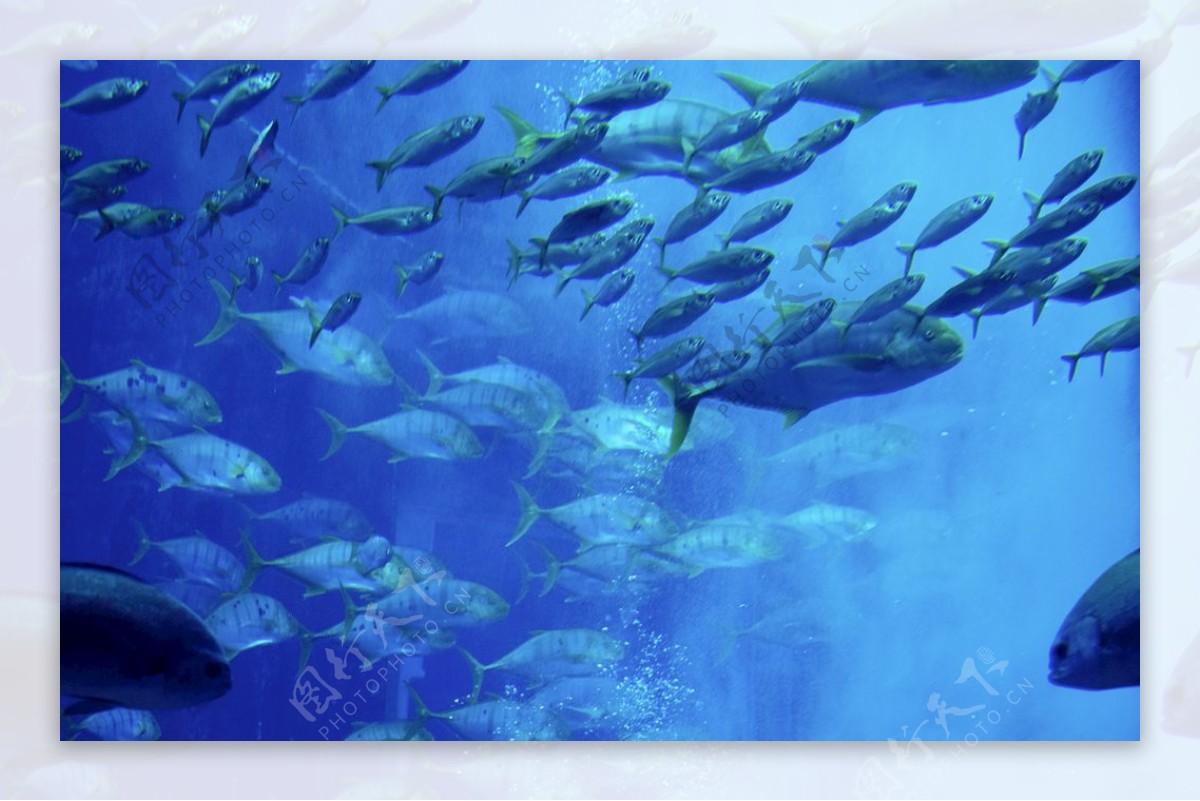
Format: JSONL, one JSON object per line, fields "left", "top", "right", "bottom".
{"left": 60, "top": 60, "right": 1139, "bottom": 741}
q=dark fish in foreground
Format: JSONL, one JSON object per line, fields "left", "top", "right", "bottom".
{"left": 375, "top": 60, "right": 470, "bottom": 113}
{"left": 720, "top": 198, "right": 793, "bottom": 249}
{"left": 1049, "top": 549, "right": 1139, "bottom": 690}
{"left": 558, "top": 78, "right": 670, "bottom": 128}
{"left": 1061, "top": 315, "right": 1139, "bottom": 381}
{"left": 97, "top": 207, "right": 186, "bottom": 240}
{"left": 896, "top": 194, "right": 992, "bottom": 276}
{"left": 332, "top": 203, "right": 439, "bottom": 238}
{"left": 843, "top": 275, "right": 924, "bottom": 339}
{"left": 1034, "top": 257, "right": 1139, "bottom": 322}
{"left": 171, "top": 62, "right": 258, "bottom": 123}
{"left": 198, "top": 72, "right": 281, "bottom": 157}
{"left": 719, "top": 61, "right": 1038, "bottom": 123}
{"left": 984, "top": 201, "right": 1104, "bottom": 266}
{"left": 1023, "top": 149, "right": 1104, "bottom": 222}
{"left": 664, "top": 302, "right": 964, "bottom": 455}
{"left": 286, "top": 60, "right": 375, "bottom": 121}
{"left": 579, "top": 267, "right": 636, "bottom": 320}
{"left": 300, "top": 292, "right": 363, "bottom": 348}
{"left": 629, "top": 291, "right": 716, "bottom": 349}
{"left": 614, "top": 336, "right": 706, "bottom": 398}
{"left": 656, "top": 191, "right": 731, "bottom": 265}
{"left": 813, "top": 197, "right": 913, "bottom": 275}
{"left": 1046, "top": 60, "right": 1122, "bottom": 90}
{"left": 61, "top": 563, "right": 232, "bottom": 711}
{"left": 1061, "top": 174, "right": 1138, "bottom": 212}
{"left": 395, "top": 251, "right": 445, "bottom": 298}
{"left": 272, "top": 237, "right": 331, "bottom": 292}
{"left": 516, "top": 164, "right": 613, "bottom": 217}
{"left": 367, "top": 114, "right": 485, "bottom": 191}
{"left": 62, "top": 158, "right": 150, "bottom": 191}
{"left": 1015, "top": 74, "right": 1060, "bottom": 159}
{"left": 61, "top": 77, "right": 149, "bottom": 115}
{"left": 244, "top": 120, "right": 279, "bottom": 177}
{"left": 60, "top": 146, "right": 84, "bottom": 170}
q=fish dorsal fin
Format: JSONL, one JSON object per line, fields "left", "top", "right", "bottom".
{"left": 952, "top": 266, "right": 976, "bottom": 279}
{"left": 494, "top": 105, "right": 547, "bottom": 158}
{"left": 129, "top": 358, "right": 148, "bottom": 370}
{"left": 855, "top": 107, "right": 880, "bottom": 125}
{"left": 782, "top": 409, "right": 808, "bottom": 428}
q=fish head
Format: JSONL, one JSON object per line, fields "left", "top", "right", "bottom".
{"left": 313, "top": 237, "right": 331, "bottom": 255}
{"left": 683, "top": 335, "right": 706, "bottom": 354}
{"left": 164, "top": 211, "right": 186, "bottom": 228}
{"left": 254, "top": 176, "right": 271, "bottom": 191}
{"left": 239, "top": 63, "right": 260, "bottom": 77}
{"left": 594, "top": 633, "right": 626, "bottom": 661}
{"left": 354, "top": 348, "right": 395, "bottom": 385}
{"left": 456, "top": 114, "right": 485, "bottom": 138}
{"left": 1073, "top": 200, "right": 1105, "bottom": 220}
{"left": 643, "top": 80, "right": 672, "bottom": 101}
{"left": 817, "top": 297, "right": 838, "bottom": 318}
{"left": 580, "top": 121, "right": 609, "bottom": 144}
{"left": 891, "top": 182, "right": 918, "bottom": 203}
{"left": 1049, "top": 609, "right": 1107, "bottom": 689}
{"left": 240, "top": 456, "right": 282, "bottom": 493}
{"left": 182, "top": 384, "right": 223, "bottom": 425}
{"left": 904, "top": 274, "right": 926, "bottom": 293}
{"left": 131, "top": 159, "right": 152, "bottom": 175}
{"left": 749, "top": 248, "right": 775, "bottom": 268}
{"left": 612, "top": 193, "right": 636, "bottom": 215}
{"left": 423, "top": 251, "right": 445, "bottom": 271}
{"left": 772, "top": 199, "right": 794, "bottom": 216}
{"left": 622, "top": 66, "right": 653, "bottom": 83}
{"left": 164, "top": 646, "right": 232, "bottom": 707}
{"left": 616, "top": 267, "right": 636, "bottom": 285}
{"left": 253, "top": 72, "right": 282, "bottom": 93}
{"left": 827, "top": 117, "right": 856, "bottom": 141}
{"left": 121, "top": 78, "right": 150, "bottom": 98}
{"left": 970, "top": 194, "right": 994, "bottom": 212}
{"left": 1056, "top": 238, "right": 1088, "bottom": 261}
{"left": 1109, "top": 175, "right": 1138, "bottom": 196}
{"left": 1083, "top": 149, "right": 1105, "bottom": 170}
{"left": 707, "top": 191, "right": 732, "bottom": 211}
{"left": 106, "top": 186, "right": 127, "bottom": 201}
{"left": 747, "top": 109, "right": 773, "bottom": 127}
{"left": 461, "top": 586, "right": 510, "bottom": 623}
{"left": 891, "top": 312, "right": 965, "bottom": 372}
{"left": 690, "top": 292, "right": 717, "bottom": 312}
{"left": 356, "top": 536, "right": 393, "bottom": 573}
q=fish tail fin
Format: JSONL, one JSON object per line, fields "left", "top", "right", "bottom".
{"left": 1041, "top": 65, "right": 1061, "bottom": 90}
{"left": 1032, "top": 296, "right": 1048, "bottom": 326}
{"left": 238, "top": 528, "right": 265, "bottom": 593}
{"left": 415, "top": 348, "right": 443, "bottom": 396}
{"left": 104, "top": 410, "right": 148, "bottom": 481}
{"left": 1099, "top": 350, "right": 1109, "bottom": 377}
{"left": 529, "top": 236, "right": 550, "bottom": 271}
{"left": 613, "top": 371, "right": 634, "bottom": 401}
{"left": 424, "top": 185, "right": 445, "bottom": 219}
{"left": 456, "top": 646, "right": 487, "bottom": 705}
{"left": 505, "top": 240, "right": 526, "bottom": 286}
{"left": 554, "top": 88, "right": 579, "bottom": 129}
{"left": 1061, "top": 353, "right": 1081, "bottom": 382}
{"left": 968, "top": 309, "right": 982, "bottom": 340}
{"left": 308, "top": 324, "right": 322, "bottom": 349}
{"left": 627, "top": 327, "right": 645, "bottom": 352}
{"left": 374, "top": 86, "right": 393, "bottom": 115}
{"left": 526, "top": 428, "right": 554, "bottom": 479}
{"left": 896, "top": 244, "right": 915, "bottom": 277}
{"left": 514, "top": 555, "right": 537, "bottom": 605}
{"left": 507, "top": 481, "right": 541, "bottom": 546}
{"left": 532, "top": 541, "right": 561, "bottom": 597}
{"left": 495, "top": 104, "right": 545, "bottom": 157}
{"left": 718, "top": 232, "right": 731, "bottom": 250}
{"left": 579, "top": 289, "right": 596, "bottom": 321}
{"left": 195, "top": 277, "right": 241, "bottom": 346}
{"left": 553, "top": 269, "right": 571, "bottom": 298}
{"left": 331, "top": 205, "right": 349, "bottom": 239}
{"left": 1018, "top": 130, "right": 1027, "bottom": 160}
{"left": 1180, "top": 346, "right": 1200, "bottom": 378}
{"left": 197, "top": 114, "right": 213, "bottom": 158}
{"left": 406, "top": 685, "right": 436, "bottom": 725}
{"left": 681, "top": 138, "right": 696, "bottom": 171}
{"left": 1022, "top": 190, "right": 1043, "bottom": 223}
{"left": 128, "top": 516, "right": 154, "bottom": 565}
{"left": 366, "top": 160, "right": 391, "bottom": 192}
{"left": 172, "top": 91, "right": 188, "bottom": 123}
{"left": 394, "top": 263, "right": 410, "bottom": 299}
{"left": 59, "top": 356, "right": 75, "bottom": 406}
{"left": 715, "top": 71, "right": 769, "bottom": 105}
{"left": 94, "top": 208, "right": 116, "bottom": 241}
{"left": 659, "top": 375, "right": 704, "bottom": 459}
{"left": 316, "top": 408, "right": 349, "bottom": 460}
{"left": 653, "top": 237, "right": 668, "bottom": 271}
{"left": 285, "top": 95, "right": 304, "bottom": 123}
{"left": 515, "top": 192, "right": 532, "bottom": 218}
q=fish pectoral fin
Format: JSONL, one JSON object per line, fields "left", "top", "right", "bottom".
{"left": 855, "top": 107, "right": 880, "bottom": 125}
{"left": 276, "top": 360, "right": 300, "bottom": 375}
{"left": 302, "top": 586, "right": 327, "bottom": 599}
{"left": 791, "top": 355, "right": 888, "bottom": 373}
{"left": 387, "top": 453, "right": 409, "bottom": 463}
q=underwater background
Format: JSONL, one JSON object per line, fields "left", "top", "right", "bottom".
{"left": 59, "top": 59, "right": 1139, "bottom": 741}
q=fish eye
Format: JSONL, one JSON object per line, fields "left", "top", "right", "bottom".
{"left": 1052, "top": 641, "right": 1069, "bottom": 660}
{"left": 204, "top": 660, "right": 226, "bottom": 679}
{"left": 923, "top": 329, "right": 936, "bottom": 341}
